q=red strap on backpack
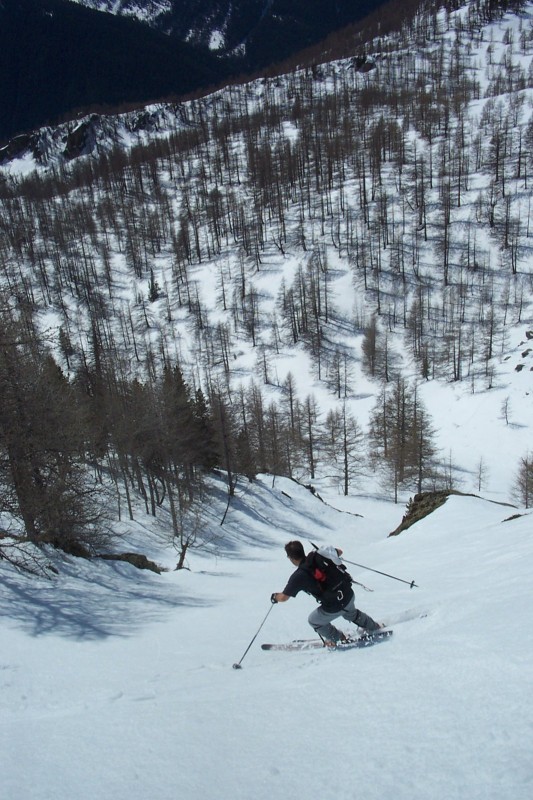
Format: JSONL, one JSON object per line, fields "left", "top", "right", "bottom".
{"left": 313, "top": 568, "right": 327, "bottom": 583}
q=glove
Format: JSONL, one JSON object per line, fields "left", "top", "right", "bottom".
{"left": 270, "top": 593, "right": 278, "bottom": 604}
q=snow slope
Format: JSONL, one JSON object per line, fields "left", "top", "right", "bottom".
{"left": 1, "top": 476, "right": 532, "bottom": 800}
{"left": 1, "top": 3, "right": 533, "bottom": 797}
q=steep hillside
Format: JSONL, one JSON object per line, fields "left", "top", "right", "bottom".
{"left": 0, "top": 0, "right": 532, "bottom": 570}
{"left": 1, "top": 474, "right": 532, "bottom": 800}
{"left": 1, "top": 8, "right": 532, "bottom": 795}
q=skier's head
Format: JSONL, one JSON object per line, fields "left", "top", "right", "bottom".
{"left": 285, "top": 540, "right": 305, "bottom": 563}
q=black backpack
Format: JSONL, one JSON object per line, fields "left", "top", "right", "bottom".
{"left": 303, "top": 550, "right": 353, "bottom": 611}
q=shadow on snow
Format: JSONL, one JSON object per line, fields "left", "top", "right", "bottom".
{"left": 0, "top": 559, "right": 211, "bottom": 641}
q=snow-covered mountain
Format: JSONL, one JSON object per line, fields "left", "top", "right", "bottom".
{"left": 1, "top": 0, "right": 532, "bottom": 502}
{"left": 1, "top": 3, "right": 533, "bottom": 796}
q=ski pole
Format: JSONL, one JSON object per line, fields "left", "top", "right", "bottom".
{"left": 233, "top": 604, "right": 275, "bottom": 670}
{"left": 310, "top": 541, "right": 418, "bottom": 589}
{"left": 343, "top": 559, "right": 418, "bottom": 589}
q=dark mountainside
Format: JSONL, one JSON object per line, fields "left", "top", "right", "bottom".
{"left": 150, "top": 0, "right": 392, "bottom": 67}
{"left": 73, "top": 0, "right": 394, "bottom": 62}
{"left": 0, "top": 0, "right": 228, "bottom": 142}
{"left": 0, "top": 0, "right": 394, "bottom": 141}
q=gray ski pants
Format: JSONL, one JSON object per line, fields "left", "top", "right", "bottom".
{"left": 308, "top": 594, "right": 380, "bottom": 642}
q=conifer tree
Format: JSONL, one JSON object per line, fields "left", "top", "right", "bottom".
{"left": 368, "top": 379, "right": 438, "bottom": 501}
{"left": 0, "top": 309, "right": 104, "bottom": 553}
{"left": 514, "top": 452, "right": 533, "bottom": 507}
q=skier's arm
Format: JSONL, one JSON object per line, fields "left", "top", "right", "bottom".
{"left": 272, "top": 567, "right": 304, "bottom": 602}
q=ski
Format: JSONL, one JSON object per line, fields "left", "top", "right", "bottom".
{"left": 262, "top": 629, "right": 393, "bottom": 651}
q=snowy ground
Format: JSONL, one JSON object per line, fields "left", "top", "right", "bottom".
{"left": 1, "top": 475, "right": 532, "bottom": 800}
{"left": 2, "top": 3, "right": 533, "bottom": 796}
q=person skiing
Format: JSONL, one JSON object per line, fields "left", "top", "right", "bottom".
{"left": 271, "top": 540, "right": 382, "bottom": 645}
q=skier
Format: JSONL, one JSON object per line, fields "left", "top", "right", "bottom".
{"left": 271, "top": 540, "right": 382, "bottom": 646}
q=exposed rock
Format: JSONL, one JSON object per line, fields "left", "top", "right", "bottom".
{"left": 389, "top": 490, "right": 453, "bottom": 536}
{"left": 351, "top": 55, "right": 375, "bottom": 73}
{"left": 63, "top": 116, "right": 100, "bottom": 160}
{"left": 100, "top": 551, "right": 163, "bottom": 573}
{"left": 0, "top": 132, "right": 43, "bottom": 164}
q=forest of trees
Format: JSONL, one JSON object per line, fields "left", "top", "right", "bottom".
{"left": 1, "top": 0, "right": 533, "bottom": 566}
{"left": 0, "top": 290, "right": 447, "bottom": 566}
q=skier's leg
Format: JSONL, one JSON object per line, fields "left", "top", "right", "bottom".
{"left": 308, "top": 606, "right": 345, "bottom": 644}
{"left": 340, "top": 595, "right": 382, "bottom": 632}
